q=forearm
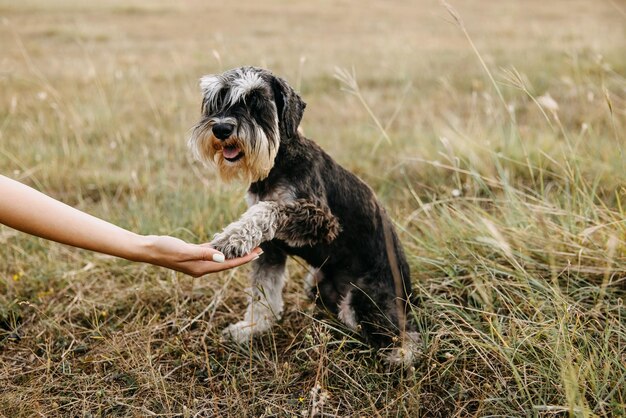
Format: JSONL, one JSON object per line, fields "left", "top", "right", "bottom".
{"left": 0, "top": 175, "right": 149, "bottom": 262}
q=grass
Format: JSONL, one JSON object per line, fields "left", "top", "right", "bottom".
{"left": 0, "top": 0, "right": 625, "bottom": 416}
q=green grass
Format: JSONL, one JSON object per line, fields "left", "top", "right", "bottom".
{"left": 0, "top": 0, "right": 625, "bottom": 416}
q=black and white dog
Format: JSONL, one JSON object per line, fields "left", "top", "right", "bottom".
{"left": 189, "top": 67, "right": 417, "bottom": 364}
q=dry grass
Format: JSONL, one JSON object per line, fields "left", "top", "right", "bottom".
{"left": 1, "top": 0, "right": 625, "bottom": 416}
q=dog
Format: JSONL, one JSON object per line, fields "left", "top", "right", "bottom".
{"left": 189, "top": 66, "right": 418, "bottom": 364}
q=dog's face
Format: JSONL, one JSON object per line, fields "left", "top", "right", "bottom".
{"left": 189, "top": 67, "right": 306, "bottom": 183}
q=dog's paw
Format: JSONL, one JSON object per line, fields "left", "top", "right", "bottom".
{"left": 221, "top": 309, "right": 280, "bottom": 344}
{"left": 210, "top": 231, "right": 257, "bottom": 259}
{"left": 384, "top": 332, "right": 422, "bottom": 368}
{"left": 222, "top": 321, "right": 257, "bottom": 344}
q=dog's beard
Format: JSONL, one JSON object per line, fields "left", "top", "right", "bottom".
{"left": 189, "top": 119, "right": 279, "bottom": 183}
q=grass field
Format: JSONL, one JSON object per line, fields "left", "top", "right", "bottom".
{"left": 1, "top": 0, "right": 625, "bottom": 416}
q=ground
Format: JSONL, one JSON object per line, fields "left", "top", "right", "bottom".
{"left": 0, "top": 0, "right": 625, "bottom": 416}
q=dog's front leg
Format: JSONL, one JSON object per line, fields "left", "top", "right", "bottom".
{"left": 211, "top": 199, "right": 340, "bottom": 258}
{"left": 274, "top": 199, "right": 341, "bottom": 247}
{"left": 210, "top": 201, "right": 282, "bottom": 259}
{"left": 213, "top": 199, "right": 339, "bottom": 344}
{"left": 222, "top": 249, "right": 287, "bottom": 343}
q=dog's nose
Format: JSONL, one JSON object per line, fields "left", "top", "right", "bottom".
{"left": 212, "top": 123, "right": 234, "bottom": 140}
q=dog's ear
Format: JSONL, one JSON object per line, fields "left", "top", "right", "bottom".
{"left": 271, "top": 76, "right": 306, "bottom": 138}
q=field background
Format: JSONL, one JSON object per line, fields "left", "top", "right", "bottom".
{"left": 1, "top": 0, "right": 625, "bottom": 416}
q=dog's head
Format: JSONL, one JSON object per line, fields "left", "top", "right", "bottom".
{"left": 189, "top": 66, "right": 306, "bottom": 183}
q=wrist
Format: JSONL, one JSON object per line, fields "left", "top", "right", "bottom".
{"left": 126, "top": 233, "right": 156, "bottom": 263}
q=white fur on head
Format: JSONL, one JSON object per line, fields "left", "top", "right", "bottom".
{"left": 199, "top": 68, "right": 266, "bottom": 112}
{"left": 199, "top": 75, "right": 223, "bottom": 113}
{"left": 227, "top": 69, "right": 265, "bottom": 106}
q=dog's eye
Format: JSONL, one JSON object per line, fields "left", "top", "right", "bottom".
{"left": 247, "top": 91, "right": 266, "bottom": 109}
{"left": 247, "top": 94, "right": 259, "bottom": 107}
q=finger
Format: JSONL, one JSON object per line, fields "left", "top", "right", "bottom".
{"left": 216, "top": 248, "right": 263, "bottom": 268}
{"left": 197, "top": 244, "right": 262, "bottom": 261}
{"left": 232, "top": 247, "right": 263, "bottom": 263}
{"left": 195, "top": 247, "right": 263, "bottom": 274}
{"left": 175, "top": 247, "right": 263, "bottom": 276}
{"left": 189, "top": 244, "right": 225, "bottom": 263}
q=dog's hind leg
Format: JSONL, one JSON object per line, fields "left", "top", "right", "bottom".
{"left": 305, "top": 269, "right": 341, "bottom": 314}
{"left": 348, "top": 280, "right": 420, "bottom": 366}
{"left": 222, "top": 245, "right": 287, "bottom": 344}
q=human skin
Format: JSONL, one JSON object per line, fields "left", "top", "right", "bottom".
{"left": 0, "top": 175, "right": 261, "bottom": 277}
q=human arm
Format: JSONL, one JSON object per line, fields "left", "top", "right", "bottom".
{"left": 0, "top": 175, "right": 260, "bottom": 276}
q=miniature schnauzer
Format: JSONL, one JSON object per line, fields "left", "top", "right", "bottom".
{"left": 189, "top": 66, "right": 417, "bottom": 364}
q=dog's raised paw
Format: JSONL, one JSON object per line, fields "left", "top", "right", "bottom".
{"left": 210, "top": 232, "right": 255, "bottom": 259}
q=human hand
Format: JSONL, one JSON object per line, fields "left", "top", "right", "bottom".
{"left": 139, "top": 235, "right": 262, "bottom": 277}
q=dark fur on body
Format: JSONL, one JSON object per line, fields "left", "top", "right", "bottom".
{"left": 190, "top": 67, "right": 414, "bottom": 351}
{"left": 253, "top": 136, "right": 412, "bottom": 346}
